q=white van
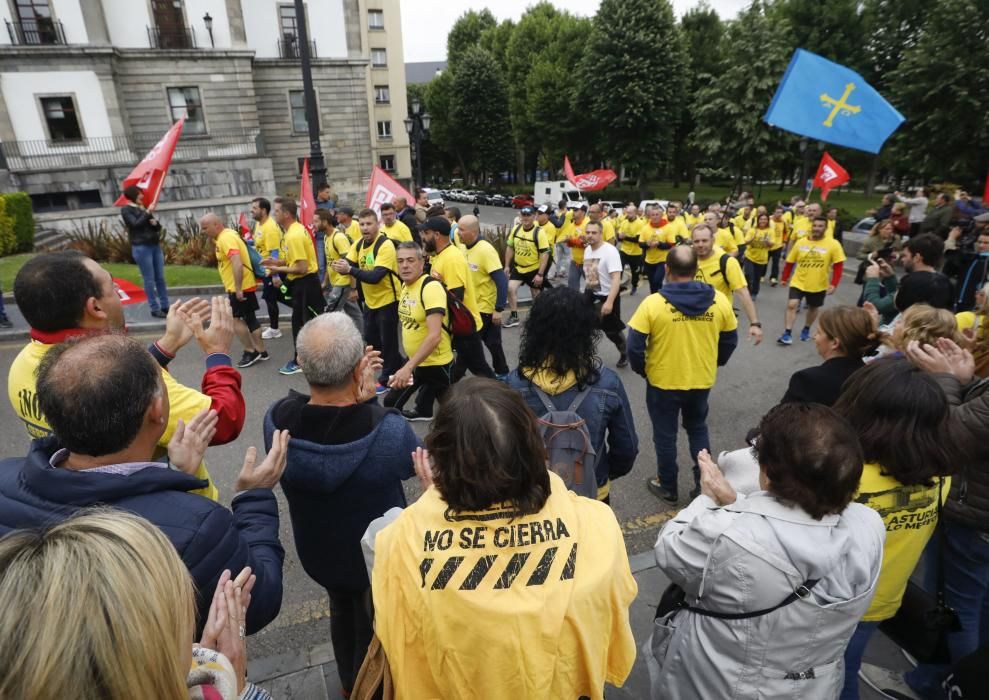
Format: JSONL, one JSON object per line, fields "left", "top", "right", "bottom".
{"left": 533, "top": 180, "right": 587, "bottom": 209}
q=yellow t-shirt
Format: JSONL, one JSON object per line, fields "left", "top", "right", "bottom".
{"left": 382, "top": 220, "right": 414, "bottom": 244}
{"left": 732, "top": 212, "right": 755, "bottom": 238}
{"left": 347, "top": 234, "right": 399, "bottom": 309}
{"left": 785, "top": 236, "right": 846, "bottom": 293}
{"left": 856, "top": 464, "right": 949, "bottom": 622}
{"left": 956, "top": 311, "right": 977, "bottom": 333}
{"left": 215, "top": 229, "right": 257, "bottom": 293}
{"left": 640, "top": 223, "right": 677, "bottom": 265}
{"left": 538, "top": 220, "right": 558, "bottom": 248}
{"left": 743, "top": 225, "right": 781, "bottom": 266}
{"left": 324, "top": 228, "right": 355, "bottom": 288}
{"left": 684, "top": 213, "right": 702, "bottom": 230}
{"left": 398, "top": 275, "right": 452, "bottom": 366}
{"left": 599, "top": 219, "right": 617, "bottom": 245}
{"left": 695, "top": 250, "right": 746, "bottom": 298}
{"left": 555, "top": 210, "right": 575, "bottom": 244}
{"left": 714, "top": 228, "right": 738, "bottom": 254}
{"left": 618, "top": 217, "right": 645, "bottom": 256}
{"left": 466, "top": 239, "right": 503, "bottom": 315}
{"left": 253, "top": 217, "right": 282, "bottom": 260}
{"left": 508, "top": 224, "right": 551, "bottom": 274}
{"left": 568, "top": 217, "right": 590, "bottom": 265}
{"left": 790, "top": 214, "right": 812, "bottom": 241}
{"left": 431, "top": 243, "right": 482, "bottom": 331}
{"left": 7, "top": 341, "right": 218, "bottom": 501}
{"left": 772, "top": 219, "right": 789, "bottom": 248}
{"left": 627, "top": 288, "right": 738, "bottom": 390}
{"left": 344, "top": 220, "right": 361, "bottom": 242}
{"left": 281, "top": 221, "right": 318, "bottom": 281}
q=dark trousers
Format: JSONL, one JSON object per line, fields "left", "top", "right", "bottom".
{"left": 261, "top": 275, "right": 280, "bottom": 329}
{"left": 646, "top": 385, "right": 710, "bottom": 488}
{"left": 478, "top": 312, "right": 509, "bottom": 375}
{"left": 644, "top": 261, "right": 666, "bottom": 293}
{"left": 587, "top": 292, "right": 626, "bottom": 357}
{"left": 768, "top": 248, "right": 783, "bottom": 280}
{"left": 364, "top": 302, "right": 402, "bottom": 386}
{"left": 451, "top": 331, "right": 495, "bottom": 381}
{"left": 620, "top": 252, "right": 644, "bottom": 290}
{"left": 743, "top": 259, "right": 767, "bottom": 298}
{"left": 384, "top": 362, "right": 453, "bottom": 416}
{"left": 290, "top": 274, "right": 325, "bottom": 358}
{"left": 326, "top": 588, "right": 374, "bottom": 693}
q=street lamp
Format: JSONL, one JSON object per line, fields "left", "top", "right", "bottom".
{"left": 406, "top": 98, "right": 430, "bottom": 188}
{"left": 203, "top": 12, "right": 214, "bottom": 48}
{"left": 293, "top": 0, "right": 327, "bottom": 193}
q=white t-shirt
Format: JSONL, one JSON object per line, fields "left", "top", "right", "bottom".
{"left": 583, "top": 243, "right": 623, "bottom": 298}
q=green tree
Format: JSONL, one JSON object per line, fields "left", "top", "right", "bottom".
{"left": 577, "top": 0, "right": 687, "bottom": 196}
{"left": 678, "top": 3, "right": 724, "bottom": 187}
{"left": 773, "top": 0, "right": 866, "bottom": 70}
{"left": 480, "top": 19, "right": 516, "bottom": 74}
{"left": 446, "top": 9, "right": 497, "bottom": 71}
{"left": 423, "top": 70, "right": 458, "bottom": 175}
{"left": 450, "top": 46, "right": 514, "bottom": 182}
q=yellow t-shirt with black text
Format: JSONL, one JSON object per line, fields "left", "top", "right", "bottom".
{"left": 508, "top": 225, "right": 551, "bottom": 274}
{"left": 786, "top": 236, "right": 846, "bottom": 293}
{"left": 324, "top": 228, "right": 355, "bottom": 288}
{"left": 695, "top": 250, "right": 746, "bottom": 298}
{"left": 618, "top": 217, "right": 645, "bottom": 256}
{"left": 431, "top": 243, "right": 483, "bottom": 331}
{"left": 640, "top": 223, "right": 677, "bottom": 265}
{"left": 382, "top": 220, "right": 414, "bottom": 244}
{"left": 466, "top": 239, "right": 503, "bottom": 315}
{"left": 347, "top": 234, "right": 399, "bottom": 309}
{"left": 743, "top": 225, "right": 781, "bottom": 266}
{"left": 398, "top": 275, "right": 452, "bottom": 366}
{"left": 281, "top": 221, "right": 318, "bottom": 281}
{"left": 215, "top": 229, "right": 257, "bottom": 292}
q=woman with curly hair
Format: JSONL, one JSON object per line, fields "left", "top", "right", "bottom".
{"left": 506, "top": 287, "right": 638, "bottom": 503}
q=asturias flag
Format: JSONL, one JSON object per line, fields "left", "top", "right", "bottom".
{"left": 114, "top": 117, "right": 184, "bottom": 207}
{"left": 764, "top": 49, "right": 905, "bottom": 154}
{"left": 812, "top": 152, "right": 851, "bottom": 201}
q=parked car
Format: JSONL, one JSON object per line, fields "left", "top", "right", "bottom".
{"left": 639, "top": 199, "right": 670, "bottom": 214}
{"left": 513, "top": 194, "right": 535, "bottom": 209}
{"left": 488, "top": 194, "right": 510, "bottom": 207}
{"left": 599, "top": 200, "right": 626, "bottom": 212}
{"left": 850, "top": 217, "right": 876, "bottom": 235}
{"left": 422, "top": 188, "right": 445, "bottom": 207}
{"left": 447, "top": 189, "right": 467, "bottom": 202}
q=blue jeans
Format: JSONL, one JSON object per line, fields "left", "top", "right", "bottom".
{"left": 905, "top": 521, "right": 989, "bottom": 698}
{"left": 131, "top": 244, "right": 169, "bottom": 313}
{"left": 643, "top": 261, "right": 665, "bottom": 293}
{"left": 840, "top": 620, "right": 880, "bottom": 700}
{"left": 645, "top": 385, "right": 710, "bottom": 488}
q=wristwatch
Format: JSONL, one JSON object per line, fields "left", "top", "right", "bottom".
{"left": 750, "top": 322, "right": 762, "bottom": 328}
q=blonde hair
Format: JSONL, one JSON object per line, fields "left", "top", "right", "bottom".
{"left": 818, "top": 306, "right": 884, "bottom": 357}
{"left": 0, "top": 510, "right": 195, "bottom": 700}
{"left": 890, "top": 304, "right": 965, "bottom": 351}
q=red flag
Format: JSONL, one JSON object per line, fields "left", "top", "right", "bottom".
{"left": 812, "top": 152, "right": 851, "bottom": 201}
{"left": 114, "top": 117, "right": 184, "bottom": 208}
{"left": 983, "top": 168, "right": 989, "bottom": 204}
{"left": 563, "top": 154, "right": 618, "bottom": 192}
{"left": 299, "top": 158, "right": 317, "bottom": 247}
{"left": 365, "top": 166, "right": 414, "bottom": 216}
{"left": 238, "top": 212, "right": 252, "bottom": 242}
{"left": 113, "top": 278, "right": 147, "bottom": 306}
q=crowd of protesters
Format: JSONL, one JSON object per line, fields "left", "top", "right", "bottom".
{"left": 0, "top": 181, "right": 987, "bottom": 700}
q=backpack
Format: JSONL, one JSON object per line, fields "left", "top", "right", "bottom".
{"left": 246, "top": 244, "right": 267, "bottom": 279}
{"left": 420, "top": 276, "right": 477, "bottom": 337}
{"left": 531, "top": 385, "right": 599, "bottom": 498}
{"left": 510, "top": 224, "right": 553, "bottom": 268}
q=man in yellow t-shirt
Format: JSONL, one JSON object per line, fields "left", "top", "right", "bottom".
{"left": 459, "top": 215, "right": 510, "bottom": 378}
{"left": 627, "top": 245, "right": 738, "bottom": 504}
{"left": 251, "top": 197, "right": 284, "bottom": 340}
{"left": 534, "top": 204, "right": 560, "bottom": 274}
{"left": 316, "top": 209, "right": 362, "bottom": 331}
{"left": 664, "top": 202, "right": 691, "bottom": 244}
{"left": 617, "top": 204, "right": 646, "bottom": 294}
{"left": 787, "top": 201, "right": 812, "bottom": 246}
{"left": 554, "top": 201, "right": 574, "bottom": 279}
{"left": 742, "top": 213, "right": 782, "bottom": 300}
{"left": 805, "top": 203, "right": 836, "bottom": 240}
{"left": 503, "top": 206, "right": 552, "bottom": 328}
{"left": 201, "top": 213, "right": 267, "bottom": 368}
{"left": 779, "top": 216, "right": 846, "bottom": 345}
{"left": 768, "top": 206, "right": 790, "bottom": 285}
{"left": 639, "top": 205, "right": 679, "bottom": 293}
{"left": 380, "top": 202, "right": 414, "bottom": 244}
{"left": 565, "top": 206, "right": 590, "bottom": 290}
{"left": 261, "top": 198, "right": 325, "bottom": 375}
{"left": 691, "top": 223, "right": 762, "bottom": 345}
{"left": 383, "top": 240, "right": 452, "bottom": 421}
{"left": 684, "top": 203, "right": 703, "bottom": 230}
{"left": 703, "top": 212, "right": 738, "bottom": 256}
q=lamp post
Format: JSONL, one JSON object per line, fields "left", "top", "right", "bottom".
{"left": 202, "top": 13, "right": 214, "bottom": 48}
{"left": 293, "top": 0, "right": 326, "bottom": 192}
{"left": 404, "top": 97, "right": 430, "bottom": 188}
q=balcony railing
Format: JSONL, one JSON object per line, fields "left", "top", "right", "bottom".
{"left": 278, "top": 37, "right": 317, "bottom": 59}
{"left": 147, "top": 25, "right": 196, "bottom": 49}
{"left": 0, "top": 128, "right": 264, "bottom": 172}
{"left": 5, "top": 18, "right": 66, "bottom": 45}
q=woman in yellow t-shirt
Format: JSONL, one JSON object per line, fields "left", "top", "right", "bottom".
{"left": 742, "top": 213, "right": 777, "bottom": 300}
{"left": 831, "top": 359, "right": 958, "bottom": 699}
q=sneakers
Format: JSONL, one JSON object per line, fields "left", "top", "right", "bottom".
{"left": 150, "top": 309, "right": 168, "bottom": 319}
{"left": 647, "top": 478, "right": 678, "bottom": 505}
{"left": 770, "top": 277, "right": 779, "bottom": 287}
{"left": 261, "top": 327, "right": 283, "bottom": 340}
{"left": 0, "top": 315, "right": 11, "bottom": 329}
{"left": 278, "top": 360, "right": 302, "bottom": 375}
{"left": 375, "top": 383, "right": 389, "bottom": 396}
{"left": 494, "top": 373, "right": 509, "bottom": 382}
{"left": 777, "top": 332, "right": 793, "bottom": 346}
{"left": 401, "top": 409, "right": 432, "bottom": 422}
{"left": 259, "top": 351, "right": 270, "bottom": 362}
{"left": 800, "top": 327, "right": 811, "bottom": 342}
{"left": 237, "top": 351, "right": 263, "bottom": 368}
{"left": 617, "top": 354, "right": 629, "bottom": 368}
{"left": 630, "top": 286, "right": 638, "bottom": 296}
{"left": 503, "top": 312, "right": 520, "bottom": 328}
{"left": 858, "top": 663, "right": 922, "bottom": 700}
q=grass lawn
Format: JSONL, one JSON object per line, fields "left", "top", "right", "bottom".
{"left": 0, "top": 253, "right": 220, "bottom": 292}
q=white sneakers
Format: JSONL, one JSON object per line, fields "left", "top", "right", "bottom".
{"left": 261, "top": 327, "right": 283, "bottom": 340}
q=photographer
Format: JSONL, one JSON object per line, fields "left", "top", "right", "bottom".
{"left": 863, "top": 233, "right": 949, "bottom": 326}
{"left": 950, "top": 227, "right": 989, "bottom": 312}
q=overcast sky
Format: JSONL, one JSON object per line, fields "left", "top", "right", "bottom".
{"left": 400, "top": 0, "right": 753, "bottom": 63}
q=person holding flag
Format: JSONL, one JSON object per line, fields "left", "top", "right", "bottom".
{"left": 778, "top": 216, "right": 846, "bottom": 345}
{"left": 120, "top": 185, "right": 170, "bottom": 319}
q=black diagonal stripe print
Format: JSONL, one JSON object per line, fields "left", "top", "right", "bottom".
{"left": 459, "top": 555, "right": 497, "bottom": 590}
{"left": 525, "top": 546, "right": 559, "bottom": 587}
{"left": 494, "top": 552, "right": 530, "bottom": 589}
{"left": 431, "top": 556, "right": 465, "bottom": 590}
{"left": 560, "top": 543, "right": 577, "bottom": 580}
{"left": 419, "top": 558, "right": 434, "bottom": 589}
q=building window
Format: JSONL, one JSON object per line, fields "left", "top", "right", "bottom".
{"left": 368, "top": 10, "right": 384, "bottom": 30}
{"left": 150, "top": 0, "right": 193, "bottom": 49}
{"left": 377, "top": 120, "right": 392, "bottom": 138}
{"left": 40, "top": 96, "right": 82, "bottom": 142}
{"left": 379, "top": 154, "right": 395, "bottom": 172}
{"left": 289, "top": 90, "right": 319, "bottom": 133}
{"left": 279, "top": 4, "right": 298, "bottom": 41}
{"left": 374, "top": 85, "right": 390, "bottom": 104}
{"left": 167, "top": 86, "right": 206, "bottom": 135}
{"left": 371, "top": 48, "right": 387, "bottom": 67}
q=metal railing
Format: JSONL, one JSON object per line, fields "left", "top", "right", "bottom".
{"left": 5, "top": 18, "right": 66, "bottom": 45}
{"left": 278, "top": 37, "right": 317, "bottom": 59}
{"left": 147, "top": 25, "right": 196, "bottom": 49}
{"left": 0, "top": 128, "right": 264, "bottom": 172}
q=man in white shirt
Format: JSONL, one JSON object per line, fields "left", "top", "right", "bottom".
{"left": 583, "top": 220, "right": 627, "bottom": 367}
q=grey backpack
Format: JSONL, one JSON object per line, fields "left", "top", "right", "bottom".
{"left": 531, "top": 386, "right": 599, "bottom": 498}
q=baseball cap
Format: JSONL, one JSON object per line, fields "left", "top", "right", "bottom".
{"left": 338, "top": 206, "right": 354, "bottom": 217}
{"left": 418, "top": 216, "right": 451, "bottom": 236}
{"left": 536, "top": 204, "right": 551, "bottom": 215}
{"left": 520, "top": 206, "right": 535, "bottom": 215}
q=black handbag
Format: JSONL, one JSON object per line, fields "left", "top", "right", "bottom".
{"left": 655, "top": 578, "right": 819, "bottom": 621}
{"left": 878, "top": 478, "right": 962, "bottom": 665}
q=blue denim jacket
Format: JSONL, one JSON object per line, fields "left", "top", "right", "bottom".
{"left": 507, "top": 367, "right": 639, "bottom": 489}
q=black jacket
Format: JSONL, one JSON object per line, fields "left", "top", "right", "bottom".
{"left": 781, "top": 355, "right": 865, "bottom": 406}
{"left": 121, "top": 204, "right": 162, "bottom": 246}
{"left": 933, "top": 374, "right": 989, "bottom": 533}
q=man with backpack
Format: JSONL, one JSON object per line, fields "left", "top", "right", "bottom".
{"left": 503, "top": 206, "right": 552, "bottom": 328}
{"left": 691, "top": 223, "right": 763, "bottom": 345}
{"left": 317, "top": 209, "right": 362, "bottom": 331}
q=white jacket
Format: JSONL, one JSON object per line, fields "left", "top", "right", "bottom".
{"left": 646, "top": 493, "right": 884, "bottom": 700}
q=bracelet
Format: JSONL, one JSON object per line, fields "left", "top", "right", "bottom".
{"left": 750, "top": 322, "right": 762, "bottom": 328}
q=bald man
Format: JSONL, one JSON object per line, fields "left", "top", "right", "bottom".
{"left": 457, "top": 215, "right": 510, "bottom": 378}
{"left": 201, "top": 213, "right": 268, "bottom": 367}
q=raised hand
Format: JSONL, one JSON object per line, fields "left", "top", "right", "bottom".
{"left": 167, "top": 409, "right": 218, "bottom": 474}
{"left": 234, "top": 429, "right": 290, "bottom": 492}
{"left": 697, "top": 449, "right": 737, "bottom": 506}
{"left": 158, "top": 298, "right": 210, "bottom": 355}
{"left": 199, "top": 569, "right": 248, "bottom": 694}
{"left": 179, "top": 296, "right": 235, "bottom": 356}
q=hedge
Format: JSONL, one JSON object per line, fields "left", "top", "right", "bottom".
{"left": 1, "top": 193, "right": 34, "bottom": 253}
{"left": 0, "top": 197, "right": 15, "bottom": 256}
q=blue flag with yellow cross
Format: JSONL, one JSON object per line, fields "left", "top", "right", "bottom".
{"left": 764, "top": 49, "right": 905, "bottom": 154}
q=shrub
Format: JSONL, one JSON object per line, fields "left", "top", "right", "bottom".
{"left": 0, "top": 193, "right": 34, "bottom": 253}
{"left": 0, "top": 198, "right": 16, "bottom": 256}
{"left": 64, "top": 217, "right": 216, "bottom": 268}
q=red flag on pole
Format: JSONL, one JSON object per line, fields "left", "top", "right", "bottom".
{"left": 113, "top": 117, "right": 184, "bottom": 208}
{"left": 563, "top": 155, "right": 618, "bottom": 192}
{"left": 299, "top": 158, "right": 317, "bottom": 247}
{"left": 365, "top": 166, "right": 414, "bottom": 217}
{"left": 113, "top": 278, "right": 147, "bottom": 305}
{"left": 238, "top": 212, "right": 252, "bottom": 242}
{"left": 812, "top": 152, "right": 851, "bottom": 201}
{"left": 983, "top": 168, "right": 989, "bottom": 205}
